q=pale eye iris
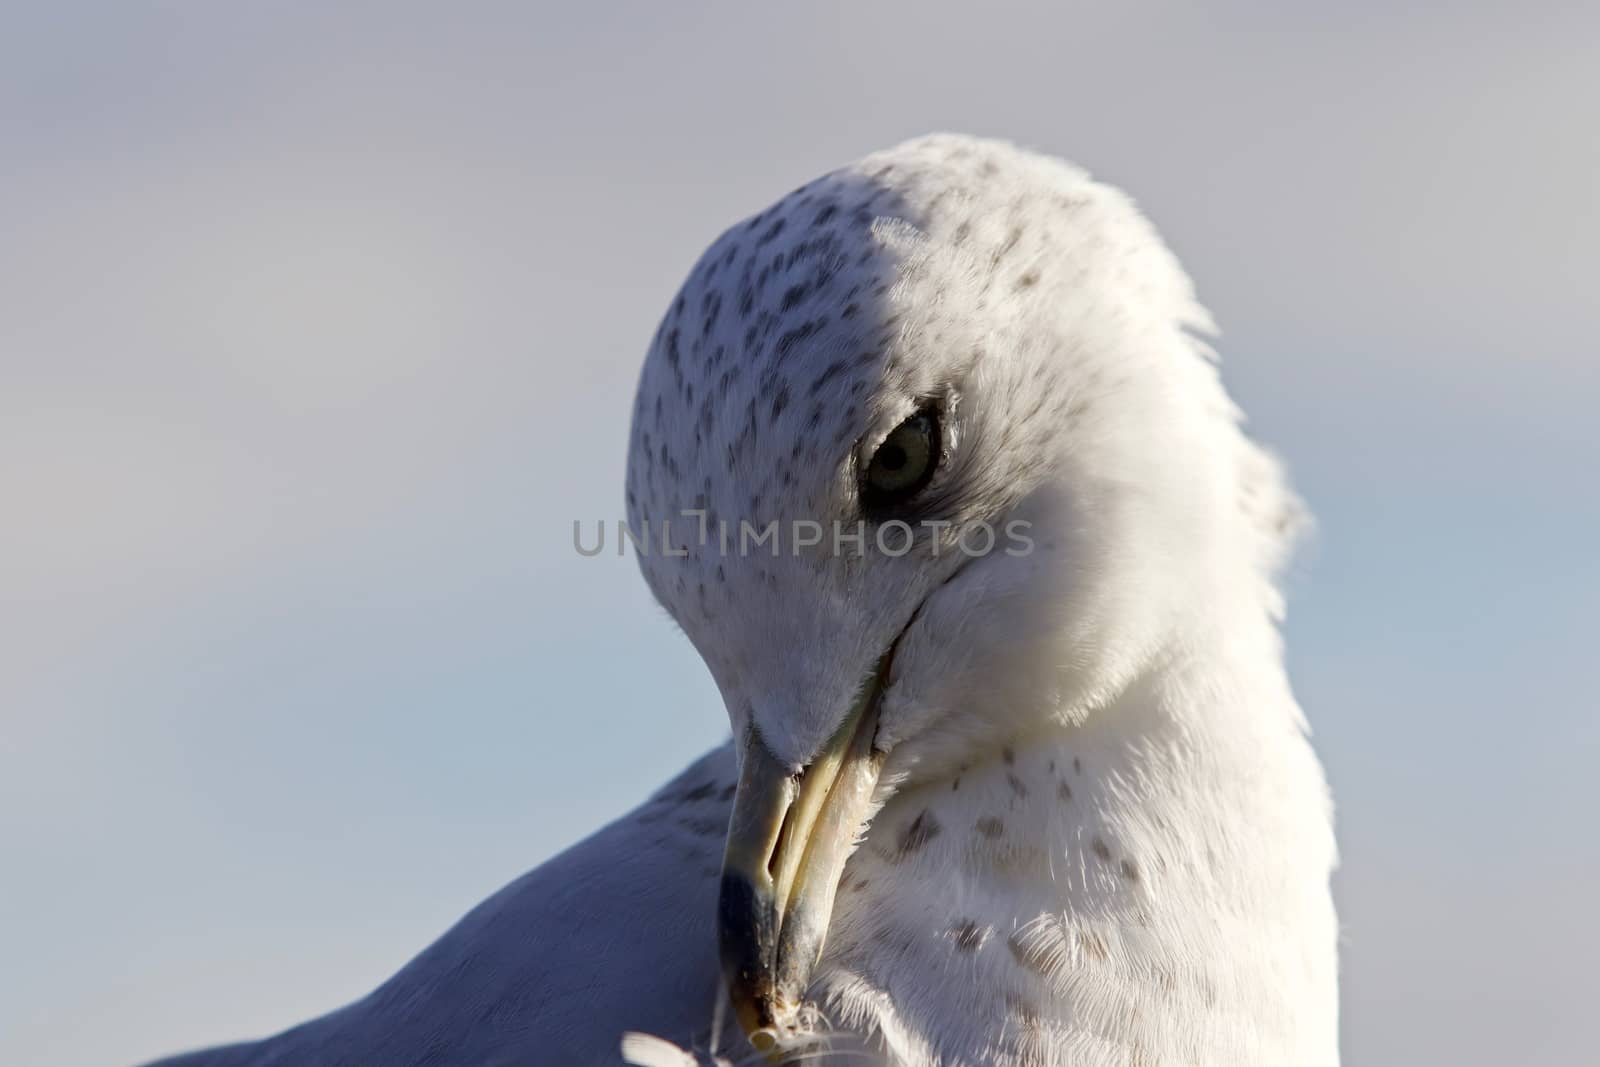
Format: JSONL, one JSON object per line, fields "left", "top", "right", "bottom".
{"left": 863, "top": 408, "right": 940, "bottom": 508}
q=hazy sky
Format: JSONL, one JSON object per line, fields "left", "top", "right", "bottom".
{"left": 2, "top": 5, "right": 1596, "bottom": 1066}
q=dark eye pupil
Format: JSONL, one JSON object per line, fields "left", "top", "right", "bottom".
{"left": 861, "top": 405, "right": 941, "bottom": 514}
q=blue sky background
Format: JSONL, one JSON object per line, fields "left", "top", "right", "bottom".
{"left": 1, "top": 5, "right": 1595, "bottom": 1065}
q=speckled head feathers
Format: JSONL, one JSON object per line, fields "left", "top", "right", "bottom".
{"left": 625, "top": 133, "right": 1303, "bottom": 773}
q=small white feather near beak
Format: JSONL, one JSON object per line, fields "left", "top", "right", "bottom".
{"left": 620, "top": 1031, "right": 731, "bottom": 1067}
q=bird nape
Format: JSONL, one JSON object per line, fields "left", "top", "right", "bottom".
{"left": 144, "top": 134, "right": 1337, "bottom": 1067}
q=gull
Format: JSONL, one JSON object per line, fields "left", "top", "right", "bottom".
{"left": 145, "top": 134, "right": 1338, "bottom": 1067}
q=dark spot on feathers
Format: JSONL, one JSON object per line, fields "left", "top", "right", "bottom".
{"left": 1081, "top": 931, "right": 1109, "bottom": 962}
{"left": 898, "top": 809, "right": 941, "bottom": 856}
{"left": 676, "top": 814, "right": 725, "bottom": 837}
{"left": 950, "top": 920, "right": 987, "bottom": 952}
{"left": 756, "top": 217, "right": 786, "bottom": 245}
{"left": 775, "top": 319, "right": 823, "bottom": 360}
{"left": 809, "top": 358, "right": 848, "bottom": 396}
{"left": 681, "top": 781, "right": 717, "bottom": 802}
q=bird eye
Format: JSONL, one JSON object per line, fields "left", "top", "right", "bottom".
{"left": 862, "top": 405, "right": 941, "bottom": 511}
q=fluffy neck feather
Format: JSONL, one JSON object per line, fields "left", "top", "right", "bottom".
{"left": 809, "top": 609, "right": 1339, "bottom": 1067}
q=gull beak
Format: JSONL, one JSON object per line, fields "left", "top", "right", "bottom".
{"left": 717, "top": 657, "right": 890, "bottom": 1055}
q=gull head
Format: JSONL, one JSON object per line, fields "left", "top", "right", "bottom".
{"left": 623, "top": 133, "right": 1302, "bottom": 1051}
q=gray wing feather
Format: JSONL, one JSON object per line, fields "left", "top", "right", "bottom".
{"left": 140, "top": 744, "right": 737, "bottom": 1067}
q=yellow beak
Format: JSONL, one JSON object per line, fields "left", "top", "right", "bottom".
{"left": 716, "top": 658, "right": 889, "bottom": 1054}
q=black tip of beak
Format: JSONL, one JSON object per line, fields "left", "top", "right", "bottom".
{"left": 717, "top": 675, "right": 890, "bottom": 1052}
{"left": 718, "top": 871, "right": 783, "bottom": 1035}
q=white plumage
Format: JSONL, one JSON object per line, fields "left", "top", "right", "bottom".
{"left": 146, "top": 134, "right": 1338, "bottom": 1067}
